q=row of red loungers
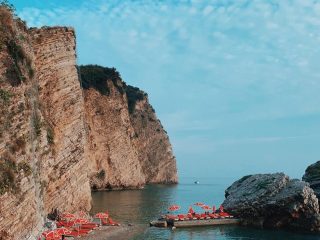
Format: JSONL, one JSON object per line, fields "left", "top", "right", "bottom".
{"left": 39, "top": 226, "right": 96, "bottom": 240}
{"left": 56, "top": 221, "right": 97, "bottom": 238}
{"left": 55, "top": 218, "right": 120, "bottom": 238}
{"left": 167, "top": 212, "right": 233, "bottom": 221}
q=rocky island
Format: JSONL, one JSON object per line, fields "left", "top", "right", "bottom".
{"left": 223, "top": 164, "right": 320, "bottom": 232}
{"left": 0, "top": 5, "right": 177, "bottom": 239}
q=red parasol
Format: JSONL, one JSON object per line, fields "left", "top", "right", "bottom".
{"left": 194, "top": 202, "right": 205, "bottom": 206}
{"left": 95, "top": 212, "right": 109, "bottom": 219}
{"left": 188, "top": 206, "right": 195, "bottom": 214}
{"left": 61, "top": 212, "right": 76, "bottom": 219}
{"left": 42, "top": 230, "right": 59, "bottom": 238}
{"left": 77, "top": 211, "right": 87, "bottom": 218}
{"left": 74, "top": 218, "right": 88, "bottom": 224}
{"left": 168, "top": 205, "right": 180, "bottom": 211}
{"left": 201, "top": 205, "right": 212, "bottom": 210}
{"left": 55, "top": 227, "right": 71, "bottom": 236}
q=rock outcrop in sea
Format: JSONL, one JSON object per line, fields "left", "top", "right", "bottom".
{"left": 303, "top": 161, "right": 320, "bottom": 202}
{"left": 223, "top": 173, "right": 320, "bottom": 231}
{"left": 0, "top": 6, "right": 177, "bottom": 239}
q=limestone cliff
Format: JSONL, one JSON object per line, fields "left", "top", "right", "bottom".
{"left": 0, "top": 7, "right": 43, "bottom": 239}
{"left": 0, "top": 7, "right": 91, "bottom": 239}
{"left": 80, "top": 65, "right": 177, "bottom": 189}
{"left": 83, "top": 83, "right": 146, "bottom": 189}
{"left": 127, "top": 85, "right": 177, "bottom": 184}
{"left": 0, "top": 6, "right": 177, "bottom": 239}
{"left": 31, "top": 27, "right": 91, "bottom": 213}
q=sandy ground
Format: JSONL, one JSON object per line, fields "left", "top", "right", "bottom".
{"left": 78, "top": 224, "right": 144, "bottom": 240}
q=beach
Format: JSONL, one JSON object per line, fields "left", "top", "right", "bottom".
{"left": 79, "top": 225, "right": 144, "bottom": 240}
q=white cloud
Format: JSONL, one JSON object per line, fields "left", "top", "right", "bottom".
{"left": 17, "top": 0, "right": 320, "bottom": 176}
{"left": 203, "top": 5, "right": 213, "bottom": 16}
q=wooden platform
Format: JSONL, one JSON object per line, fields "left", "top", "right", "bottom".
{"left": 150, "top": 218, "right": 240, "bottom": 228}
{"left": 171, "top": 218, "right": 240, "bottom": 228}
{"left": 150, "top": 220, "right": 167, "bottom": 228}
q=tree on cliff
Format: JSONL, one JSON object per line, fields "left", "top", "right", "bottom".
{"left": 0, "top": 0, "right": 14, "bottom": 11}
{"left": 79, "top": 65, "right": 122, "bottom": 95}
{"left": 0, "top": 0, "right": 15, "bottom": 44}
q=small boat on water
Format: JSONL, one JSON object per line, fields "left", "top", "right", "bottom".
{"left": 194, "top": 181, "right": 200, "bottom": 184}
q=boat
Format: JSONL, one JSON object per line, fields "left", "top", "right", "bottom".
{"left": 150, "top": 213, "right": 239, "bottom": 228}
{"left": 194, "top": 181, "right": 200, "bottom": 184}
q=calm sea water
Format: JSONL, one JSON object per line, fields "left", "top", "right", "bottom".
{"left": 91, "top": 177, "right": 319, "bottom": 240}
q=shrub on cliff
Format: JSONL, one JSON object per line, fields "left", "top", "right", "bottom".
{"left": 46, "top": 127, "right": 54, "bottom": 145}
{"left": 32, "top": 114, "right": 41, "bottom": 137}
{"left": 79, "top": 65, "right": 148, "bottom": 114}
{"left": 126, "top": 85, "right": 147, "bottom": 114}
{"left": 0, "top": 151, "right": 17, "bottom": 194}
{"left": 0, "top": 88, "right": 13, "bottom": 103}
{"left": 5, "top": 38, "right": 31, "bottom": 85}
{"left": 0, "top": 0, "right": 15, "bottom": 12}
{"left": 17, "top": 161, "right": 32, "bottom": 176}
{"left": 0, "top": 1, "right": 14, "bottom": 44}
{"left": 79, "top": 65, "right": 123, "bottom": 95}
{"left": 0, "top": 1, "right": 33, "bottom": 86}
{"left": 96, "top": 169, "right": 105, "bottom": 179}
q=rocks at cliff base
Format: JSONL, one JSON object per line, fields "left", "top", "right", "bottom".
{"left": 223, "top": 173, "right": 320, "bottom": 231}
{"left": 303, "top": 161, "right": 320, "bottom": 201}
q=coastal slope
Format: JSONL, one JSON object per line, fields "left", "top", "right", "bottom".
{"left": 0, "top": 9, "right": 91, "bottom": 239}
{"left": 127, "top": 85, "right": 177, "bottom": 184}
{"left": 80, "top": 65, "right": 178, "bottom": 189}
{"left": 0, "top": 7, "right": 177, "bottom": 239}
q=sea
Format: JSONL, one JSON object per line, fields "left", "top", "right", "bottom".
{"left": 91, "top": 176, "right": 319, "bottom": 240}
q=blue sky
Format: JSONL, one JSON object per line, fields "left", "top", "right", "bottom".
{"left": 12, "top": 0, "right": 320, "bottom": 179}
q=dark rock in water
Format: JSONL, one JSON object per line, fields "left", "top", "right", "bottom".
{"left": 223, "top": 173, "right": 320, "bottom": 231}
{"left": 303, "top": 161, "right": 320, "bottom": 201}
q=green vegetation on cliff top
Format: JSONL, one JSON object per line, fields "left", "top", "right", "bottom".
{"left": 79, "top": 65, "right": 147, "bottom": 114}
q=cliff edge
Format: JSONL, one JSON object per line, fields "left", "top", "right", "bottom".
{"left": 80, "top": 65, "right": 178, "bottom": 189}
{"left": 0, "top": 6, "right": 177, "bottom": 239}
{"left": 0, "top": 6, "right": 91, "bottom": 239}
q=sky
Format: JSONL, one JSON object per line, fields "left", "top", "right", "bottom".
{"left": 11, "top": 0, "right": 320, "bottom": 179}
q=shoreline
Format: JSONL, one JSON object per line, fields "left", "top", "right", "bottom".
{"left": 91, "top": 182, "right": 179, "bottom": 192}
{"left": 78, "top": 224, "right": 144, "bottom": 240}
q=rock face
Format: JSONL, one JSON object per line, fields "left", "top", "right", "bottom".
{"left": 0, "top": 7, "right": 177, "bottom": 239}
{"left": 31, "top": 27, "right": 91, "bottom": 213}
{"left": 223, "top": 173, "right": 320, "bottom": 231}
{"left": 0, "top": 7, "right": 47, "bottom": 239}
{"left": 127, "top": 85, "right": 177, "bottom": 184}
{"left": 303, "top": 161, "right": 320, "bottom": 201}
{"left": 0, "top": 8, "right": 91, "bottom": 239}
{"left": 84, "top": 85, "right": 146, "bottom": 189}
{"left": 80, "top": 65, "right": 178, "bottom": 189}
